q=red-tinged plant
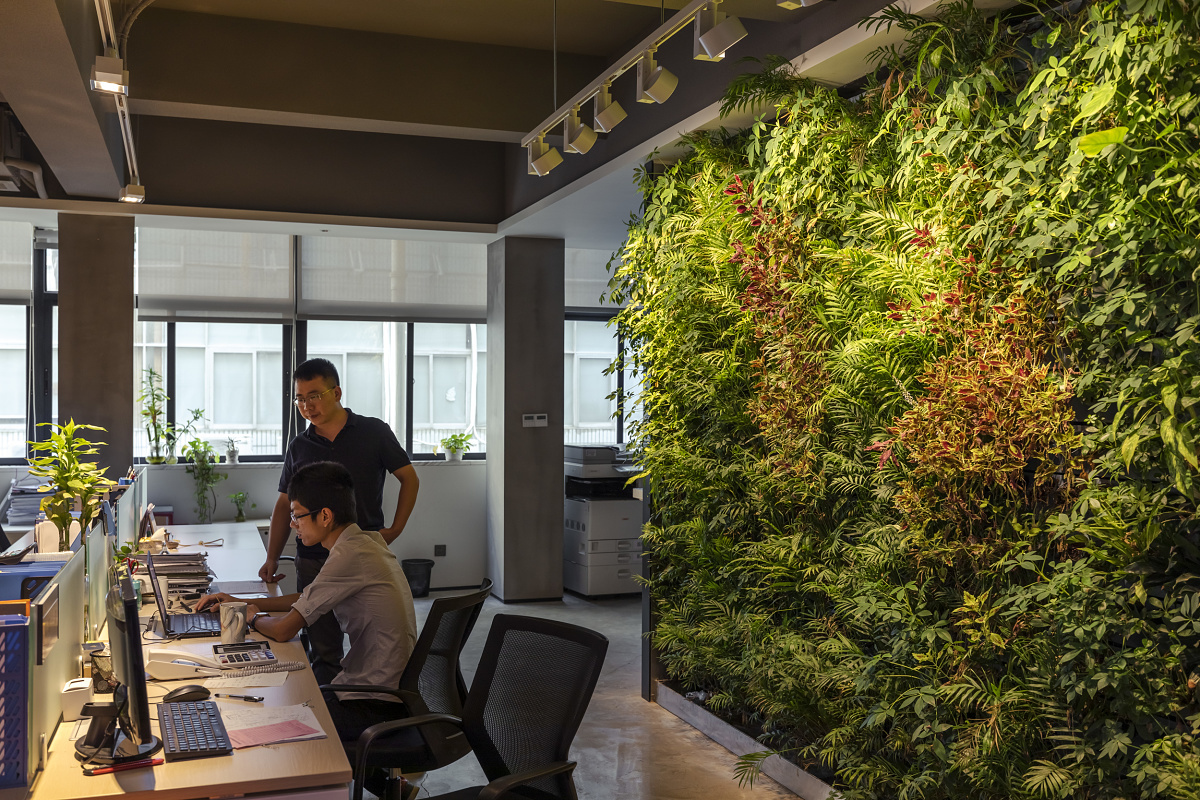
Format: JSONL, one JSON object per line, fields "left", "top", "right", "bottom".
{"left": 883, "top": 290, "right": 1079, "bottom": 534}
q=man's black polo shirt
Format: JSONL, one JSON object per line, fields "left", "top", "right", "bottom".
{"left": 279, "top": 409, "right": 411, "bottom": 559}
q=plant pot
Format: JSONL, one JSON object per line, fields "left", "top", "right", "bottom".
{"left": 234, "top": 511, "right": 246, "bottom": 523}
{"left": 146, "top": 456, "right": 166, "bottom": 465}
{"left": 227, "top": 450, "right": 239, "bottom": 465}
{"left": 445, "top": 450, "right": 463, "bottom": 461}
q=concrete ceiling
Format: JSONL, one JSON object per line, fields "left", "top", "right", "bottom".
{"left": 0, "top": 0, "right": 959, "bottom": 254}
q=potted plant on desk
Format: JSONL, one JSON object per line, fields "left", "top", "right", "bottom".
{"left": 438, "top": 432, "right": 473, "bottom": 462}
{"left": 27, "top": 419, "right": 114, "bottom": 552}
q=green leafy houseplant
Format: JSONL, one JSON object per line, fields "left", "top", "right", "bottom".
{"left": 439, "top": 432, "right": 473, "bottom": 459}
{"left": 139, "top": 368, "right": 169, "bottom": 463}
{"left": 183, "top": 436, "right": 226, "bottom": 524}
{"left": 27, "top": 420, "right": 114, "bottom": 551}
{"left": 228, "top": 491, "right": 255, "bottom": 523}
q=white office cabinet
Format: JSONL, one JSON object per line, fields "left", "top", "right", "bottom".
{"left": 563, "top": 497, "right": 642, "bottom": 596}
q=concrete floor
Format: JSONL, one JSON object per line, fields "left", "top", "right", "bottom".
{"left": 374, "top": 589, "right": 796, "bottom": 800}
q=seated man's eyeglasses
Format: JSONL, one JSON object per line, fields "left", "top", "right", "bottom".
{"left": 290, "top": 509, "right": 321, "bottom": 523}
{"left": 294, "top": 387, "right": 336, "bottom": 407}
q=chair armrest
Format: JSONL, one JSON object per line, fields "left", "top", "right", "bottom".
{"left": 318, "top": 683, "right": 406, "bottom": 701}
{"left": 353, "top": 713, "right": 465, "bottom": 786}
{"left": 476, "top": 761, "right": 577, "bottom": 800}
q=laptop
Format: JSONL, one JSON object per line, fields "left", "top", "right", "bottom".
{"left": 148, "top": 554, "right": 221, "bottom": 638}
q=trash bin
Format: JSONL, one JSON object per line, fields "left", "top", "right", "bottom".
{"left": 401, "top": 558, "right": 435, "bottom": 598}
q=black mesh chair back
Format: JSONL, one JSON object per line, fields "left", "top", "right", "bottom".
{"left": 350, "top": 582, "right": 492, "bottom": 777}
{"left": 462, "top": 614, "right": 608, "bottom": 800}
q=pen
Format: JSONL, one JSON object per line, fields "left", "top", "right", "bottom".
{"left": 83, "top": 757, "right": 164, "bottom": 776}
{"left": 213, "top": 693, "right": 263, "bottom": 702}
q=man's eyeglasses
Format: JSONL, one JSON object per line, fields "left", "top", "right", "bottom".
{"left": 294, "top": 387, "right": 336, "bottom": 407}
{"left": 289, "top": 509, "right": 321, "bottom": 523}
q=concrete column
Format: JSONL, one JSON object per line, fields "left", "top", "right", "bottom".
{"left": 486, "top": 237, "right": 564, "bottom": 602}
{"left": 57, "top": 213, "right": 135, "bottom": 478}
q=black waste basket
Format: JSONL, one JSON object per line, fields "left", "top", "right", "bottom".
{"left": 401, "top": 558, "right": 435, "bottom": 598}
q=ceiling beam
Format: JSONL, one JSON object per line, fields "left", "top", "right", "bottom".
{"left": 0, "top": 0, "right": 123, "bottom": 199}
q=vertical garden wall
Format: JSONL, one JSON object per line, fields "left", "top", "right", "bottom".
{"left": 611, "top": 0, "right": 1200, "bottom": 797}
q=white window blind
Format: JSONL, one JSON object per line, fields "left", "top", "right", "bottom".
{"left": 299, "top": 236, "right": 487, "bottom": 321}
{"left": 565, "top": 248, "right": 619, "bottom": 309}
{"left": 135, "top": 228, "right": 292, "bottom": 320}
{"left": 0, "top": 221, "right": 33, "bottom": 302}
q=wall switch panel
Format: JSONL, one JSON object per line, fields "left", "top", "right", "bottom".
{"left": 522, "top": 413, "right": 548, "bottom": 427}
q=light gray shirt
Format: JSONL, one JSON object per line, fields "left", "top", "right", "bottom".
{"left": 292, "top": 524, "right": 417, "bottom": 702}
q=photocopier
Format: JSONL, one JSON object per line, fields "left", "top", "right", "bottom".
{"left": 563, "top": 444, "right": 642, "bottom": 596}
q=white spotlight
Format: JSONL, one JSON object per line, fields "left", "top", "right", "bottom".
{"left": 637, "top": 50, "right": 677, "bottom": 104}
{"left": 594, "top": 83, "right": 627, "bottom": 133}
{"left": 694, "top": 3, "right": 748, "bottom": 61}
{"left": 527, "top": 135, "right": 563, "bottom": 176}
{"left": 564, "top": 108, "right": 598, "bottom": 155}
{"left": 90, "top": 55, "right": 129, "bottom": 95}
{"left": 119, "top": 184, "right": 145, "bottom": 203}
{"left": 777, "top": 0, "right": 804, "bottom": 8}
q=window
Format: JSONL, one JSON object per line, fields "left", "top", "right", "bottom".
{"left": 174, "top": 322, "right": 285, "bottom": 456}
{"left": 0, "top": 305, "right": 27, "bottom": 458}
{"left": 412, "top": 323, "right": 486, "bottom": 452}
{"left": 132, "top": 322, "right": 168, "bottom": 459}
{"left": 564, "top": 320, "right": 618, "bottom": 445}
{"left": 307, "top": 320, "right": 406, "bottom": 436}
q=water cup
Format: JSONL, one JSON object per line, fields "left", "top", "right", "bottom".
{"left": 219, "top": 601, "right": 247, "bottom": 645}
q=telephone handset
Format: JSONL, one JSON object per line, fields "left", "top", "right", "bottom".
{"left": 145, "top": 648, "right": 224, "bottom": 680}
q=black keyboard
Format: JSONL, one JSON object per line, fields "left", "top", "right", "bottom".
{"left": 158, "top": 701, "right": 232, "bottom": 761}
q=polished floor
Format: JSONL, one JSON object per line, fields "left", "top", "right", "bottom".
{"left": 369, "top": 589, "right": 796, "bottom": 800}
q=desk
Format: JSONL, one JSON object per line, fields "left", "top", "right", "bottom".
{"left": 27, "top": 522, "right": 352, "bottom": 800}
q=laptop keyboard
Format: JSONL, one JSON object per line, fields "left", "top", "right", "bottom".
{"left": 170, "top": 611, "right": 221, "bottom": 634}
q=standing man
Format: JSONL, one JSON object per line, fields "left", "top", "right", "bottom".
{"left": 259, "top": 358, "right": 419, "bottom": 683}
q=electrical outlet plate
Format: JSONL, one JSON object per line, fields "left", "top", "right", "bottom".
{"left": 522, "top": 413, "right": 548, "bottom": 428}
{"left": 434, "top": 545, "right": 446, "bottom": 557}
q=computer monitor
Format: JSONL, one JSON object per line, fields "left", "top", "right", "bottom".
{"left": 75, "top": 567, "right": 162, "bottom": 764}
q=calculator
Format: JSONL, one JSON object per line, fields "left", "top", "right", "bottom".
{"left": 212, "top": 640, "right": 276, "bottom": 665}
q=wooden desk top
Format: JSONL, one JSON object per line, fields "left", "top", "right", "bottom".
{"left": 27, "top": 522, "right": 352, "bottom": 800}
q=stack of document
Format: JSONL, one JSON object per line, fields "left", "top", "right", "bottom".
{"left": 217, "top": 703, "right": 327, "bottom": 749}
{"left": 5, "top": 476, "right": 49, "bottom": 527}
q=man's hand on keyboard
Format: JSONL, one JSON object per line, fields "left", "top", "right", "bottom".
{"left": 195, "top": 592, "right": 236, "bottom": 611}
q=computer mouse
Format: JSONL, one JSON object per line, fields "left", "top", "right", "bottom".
{"left": 163, "top": 684, "right": 211, "bottom": 703}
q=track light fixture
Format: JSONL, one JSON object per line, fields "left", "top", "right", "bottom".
{"left": 694, "top": 2, "right": 747, "bottom": 61}
{"left": 637, "top": 49, "right": 678, "bottom": 104}
{"left": 522, "top": 0, "right": 754, "bottom": 176}
{"left": 119, "top": 184, "right": 145, "bottom": 203}
{"left": 594, "top": 83, "right": 627, "bottom": 133}
{"left": 564, "top": 108, "right": 598, "bottom": 155}
{"left": 90, "top": 54, "right": 129, "bottom": 95}
{"left": 527, "top": 134, "right": 563, "bottom": 176}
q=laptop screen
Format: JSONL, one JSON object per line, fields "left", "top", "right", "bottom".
{"left": 145, "top": 554, "right": 173, "bottom": 633}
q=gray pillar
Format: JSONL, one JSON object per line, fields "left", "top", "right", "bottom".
{"left": 57, "top": 213, "right": 135, "bottom": 478}
{"left": 486, "top": 237, "right": 564, "bottom": 602}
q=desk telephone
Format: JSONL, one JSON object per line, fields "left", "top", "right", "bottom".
{"left": 146, "top": 648, "right": 307, "bottom": 681}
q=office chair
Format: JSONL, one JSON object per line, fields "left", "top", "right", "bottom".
{"left": 353, "top": 613, "right": 609, "bottom": 800}
{"left": 325, "top": 580, "right": 493, "bottom": 800}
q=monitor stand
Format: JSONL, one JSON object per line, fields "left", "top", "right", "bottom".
{"left": 73, "top": 701, "right": 162, "bottom": 765}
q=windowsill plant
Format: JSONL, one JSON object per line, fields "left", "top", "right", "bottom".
{"left": 182, "top": 433, "right": 226, "bottom": 523}
{"left": 438, "top": 432, "right": 473, "bottom": 461}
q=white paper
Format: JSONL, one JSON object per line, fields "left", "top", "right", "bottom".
{"left": 217, "top": 703, "right": 327, "bottom": 741}
{"left": 214, "top": 580, "right": 269, "bottom": 595}
{"left": 204, "top": 672, "right": 289, "bottom": 689}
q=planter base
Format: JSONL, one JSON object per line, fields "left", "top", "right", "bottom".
{"left": 656, "top": 682, "right": 835, "bottom": 800}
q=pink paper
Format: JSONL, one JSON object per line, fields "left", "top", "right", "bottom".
{"left": 227, "top": 719, "right": 322, "bottom": 749}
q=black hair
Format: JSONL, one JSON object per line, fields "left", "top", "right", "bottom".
{"left": 287, "top": 461, "right": 358, "bottom": 526}
{"left": 294, "top": 358, "right": 340, "bottom": 388}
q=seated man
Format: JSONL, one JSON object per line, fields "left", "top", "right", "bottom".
{"left": 197, "top": 460, "right": 418, "bottom": 741}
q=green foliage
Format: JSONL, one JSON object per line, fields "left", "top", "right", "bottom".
{"left": 613, "top": 0, "right": 1200, "bottom": 796}
{"left": 228, "top": 491, "right": 254, "bottom": 522}
{"left": 183, "top": 434, "right": 225, "bottom": 524}
{"left": 27, "top": 419, "right": 114, "bottom": 551}
{"left": 140, "top": 369, "right": 203, "bottom": 462}
{"left": 439, "top": 432, "right": 473, "bottom": 454}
